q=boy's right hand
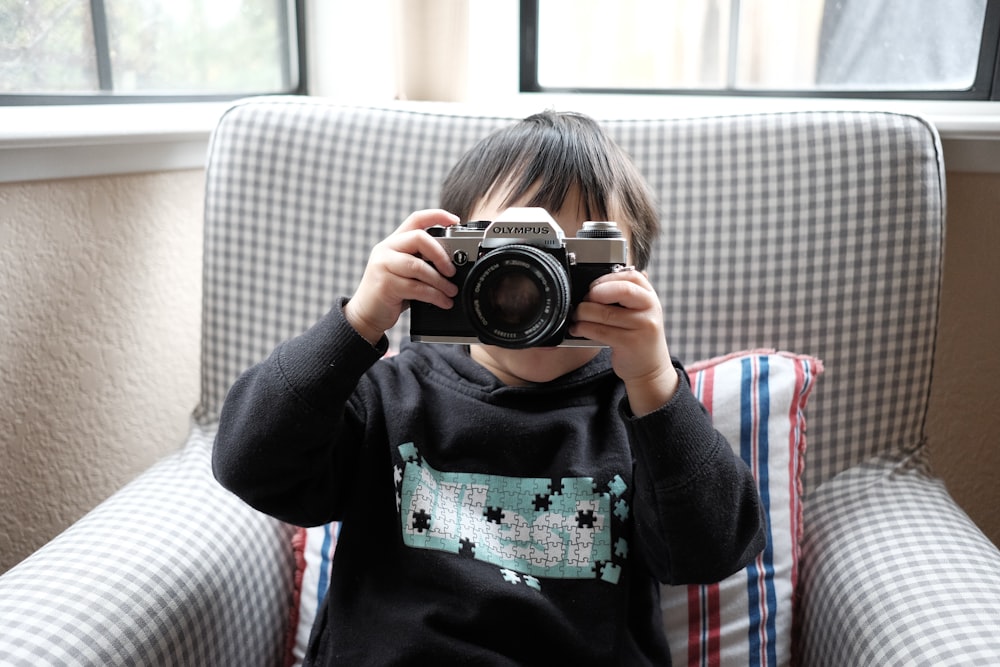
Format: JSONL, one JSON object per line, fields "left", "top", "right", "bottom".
{"left": 343, "top": 209, "right": 460, "bottom": 346}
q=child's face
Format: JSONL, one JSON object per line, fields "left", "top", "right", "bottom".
{"left": 467, "top": 186, "right": 631, "bottom": 386}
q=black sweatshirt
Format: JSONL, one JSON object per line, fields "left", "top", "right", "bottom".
{"left": 213, "top": 301, "right": 764, "bottom": 666}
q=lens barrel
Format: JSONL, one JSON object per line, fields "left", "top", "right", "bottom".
{"left": 462, "top": 245, "right": 571, "bottom": 348}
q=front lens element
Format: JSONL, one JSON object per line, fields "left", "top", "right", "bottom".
{"left": 463, "top": 245, "right": 571, "bottom": 348}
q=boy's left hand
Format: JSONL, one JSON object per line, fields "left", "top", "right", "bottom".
{"left": 569, "top": 270, "right": 679, "bottom": 416}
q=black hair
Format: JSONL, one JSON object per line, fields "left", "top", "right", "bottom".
{"left": 439, "top": 111, "right": 659, "bottom": 270}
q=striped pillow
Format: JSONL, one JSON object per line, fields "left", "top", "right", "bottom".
{"left": 662, "top": 350, "right": 822, "bottom": 667}
{"left": 288, "top": 522, "right": 340, "bottom": 666}
{"left": 287, "top": 350, "right": 821, "bottom": 667}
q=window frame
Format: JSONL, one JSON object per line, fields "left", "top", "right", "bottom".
{"left": 0, "top": 0, "right": 308, "bottom": 106}
{"left": 518, "top": 0, "right": 1000, "bottom": 101}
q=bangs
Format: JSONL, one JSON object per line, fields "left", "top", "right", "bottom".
{"left": 439, "top": 110, "right": 659, "bottom": 269}
{"left": 496, "top": 115, "right": 616, "bottom": 222}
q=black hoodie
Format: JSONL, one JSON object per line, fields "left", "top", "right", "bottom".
{"left": 213, "top": 300, "right": 764, "bottom": 666}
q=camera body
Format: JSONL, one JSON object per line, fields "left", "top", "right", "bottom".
{"left": 409, "top": 207, "right": 628, "bottom": 348}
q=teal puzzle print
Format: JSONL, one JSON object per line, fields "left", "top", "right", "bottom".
{"left": 396, "top": 443, "right": 625, "bottom": 583}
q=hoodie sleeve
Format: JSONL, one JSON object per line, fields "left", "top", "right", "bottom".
{"left": 212, "top": 299, "right": 387, "bottom": 526}
{"left": 622, "top": 362, "right": 765, "bottom": 585}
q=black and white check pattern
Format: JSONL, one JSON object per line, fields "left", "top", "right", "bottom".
{"left": 195, "top": 101, "right": 513, "bottom": 428}
{"left": 0, "top": 425, "right": 295, "bottom": 666}
{"left": 2, "top": 98, "right": 997, "bottom": 666}
{"left": 195, "top": 99, "right": 944, "bottom": 493}
{"left": 606, "top": 110, "right": 945, "bottom": 492}
{"left": 798, "top": 451, "right": 1000, "bottom": 665}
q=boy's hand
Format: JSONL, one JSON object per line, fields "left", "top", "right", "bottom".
{"left": 569, "top": 269, "right": 679, "bottom": 416}
{"left": 344, "top": 209, "right": 460, "bottom": 346}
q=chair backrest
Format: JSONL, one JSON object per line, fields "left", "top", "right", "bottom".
{"left": 198, "top": 96, "right": 945, "bottom": 492}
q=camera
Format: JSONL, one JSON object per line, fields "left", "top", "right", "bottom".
{"left": 409, "top": 207, "right": 629, "bottom": 348}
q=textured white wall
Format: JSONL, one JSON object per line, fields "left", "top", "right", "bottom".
{"left": 0, "top": 170, "right": 203, "bottom": 573}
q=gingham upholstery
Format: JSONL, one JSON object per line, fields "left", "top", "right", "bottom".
{"left": 0, "top": 424, "right": 295, "bottom": 666}
{"left": 2, "top": 97, "right": 998, "bottom": 666}
{"left": 799, "top": 453, "right": 1000, "bottom": 665}
{"left": 194, "top": 99, "right": 943, "bottom": 492}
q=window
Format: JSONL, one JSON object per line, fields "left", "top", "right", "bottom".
{"left": 0, "top": 0, "right": 305, "bottom": 104}
{"left": 520, "top": 0, "right": 1000, "bottom": 99}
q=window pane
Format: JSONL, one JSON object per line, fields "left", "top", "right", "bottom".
{"left": 0, "top": 0, "right": 295, "bottom": 99}
{"left": 534, "top": 0, "right": 988, "bottom": 93}
{"left": 733, "top": 0, "right": 824, "bottom": 89}
{"left": 537, "top": 0, "right": 732, "bottom": 90}
{"left": 105, "top": 0, "right": 290, "bottom": 93}
{"left": 812, "top": 0, "right": 986, "bottom": 91}
{"left": 0, "top": 0, "right": 99, "bottom": 93}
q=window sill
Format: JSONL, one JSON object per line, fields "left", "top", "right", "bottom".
{"left": 0, "top": 102, "right": 232, "bottom": 184}
{"left": 1, "top": 96, "right": 998, "bottom": 184}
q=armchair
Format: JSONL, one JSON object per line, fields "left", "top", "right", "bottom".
{"left": 2, "top": 97, "right": 998, "bottom": 666}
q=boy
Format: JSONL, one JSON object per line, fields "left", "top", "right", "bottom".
{"left": 213, "top": 111, "right": 764, "bottom": 665}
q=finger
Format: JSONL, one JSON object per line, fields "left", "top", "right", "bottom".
{"left": 584, "top": 279, "right": 658, "bottom": 312}
{"left": 388, "top": 250, "right": 459, "bottom": 299}
{"left": 570, "top": 309, "right": 666, "bottom": 361}
{"left": 573, "top": 301, "right": 643, "bottom": 333}
{"left": 589, "top": 268, "right": 652, "bottom": 291}
{"left": 383, "top": 227, "right": 459, "bottom": 279}
{"left": 354, "top": 257, "right": 455, "bottom": 320}
{"left": 393, "top": 276, "right": 456, "bottom": 311}
{"left": 396, "top": 208, "right": 460, "bottom": 233}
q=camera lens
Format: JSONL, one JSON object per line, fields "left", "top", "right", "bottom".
{"left": 463, "top": 245, "right": 571, "bottom": 348}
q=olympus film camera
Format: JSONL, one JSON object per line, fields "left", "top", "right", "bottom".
{"left": 409, "top": 207, "right": 629, "bottom": 348}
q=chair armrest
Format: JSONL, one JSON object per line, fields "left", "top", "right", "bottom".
{"left": 0, "top": 424, "right": 296, "bottom": 667}
{"left": 797, "top": 453, "right": 1000, "bottom": 666}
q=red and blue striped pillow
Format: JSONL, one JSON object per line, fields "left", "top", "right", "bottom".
{"left": 662, "top": 350, "right": 822, "bottom": 667}
{"left": 288, "top": 350, "right": 821, "bottom": 667}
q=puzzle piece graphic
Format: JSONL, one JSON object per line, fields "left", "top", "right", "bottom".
{"left": 501, "top": 569, "right": 521, "bottom": 584}
{"left": 600, "top": 562, "right": 622, "bottom": 584}
{"left": 614, "top": 537, "right": 628, "bottom": 559}
{"left": 608, "top": 474, "right": 627, "bottom": 497}
{"left": 485, "top": 506, "right": 505, "bottom": 524}
{"left": 459, "top": 538, "right": 476, "bottom": 559}
{"left": 396, "top": 443, "right": 625, "bottom": 585}
{"left": 398, "top": 442, "right": 420, "bottom": 464}
{"left": 614, "top": 498, "right": 630, "bottom": 521}
{"left": 411, "top": 508, "right": 431, "bottom": 532}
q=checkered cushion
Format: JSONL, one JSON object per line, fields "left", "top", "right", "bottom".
{"left": 799, "top": 453, "right": 1000, "bottom": 665}
{"left": 195, "top": 98, "right": 943, "bottom": 494}
{"left": 0, "top": 424, "right": 295, "bottom": 667}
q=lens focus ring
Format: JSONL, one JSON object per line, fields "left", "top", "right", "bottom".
{"left": 462, "top": 245, "right": 571, "bottom": 348}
